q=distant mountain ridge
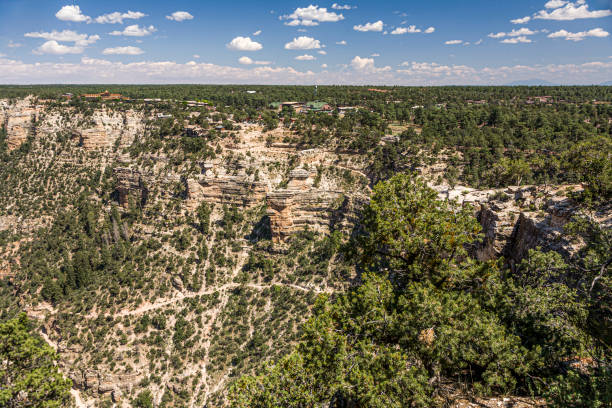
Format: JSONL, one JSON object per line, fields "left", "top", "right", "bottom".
{"left": 505, "top": 79, "right": 612, "bottom": 86}
{"left": 505, "top": 79, "right": 558, "bottom": 86}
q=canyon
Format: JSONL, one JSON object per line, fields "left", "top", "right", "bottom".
{"left": 1, "top": 96, "right": 608, "bottom": 407}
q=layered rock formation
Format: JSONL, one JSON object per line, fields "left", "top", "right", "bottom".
{"left": 433, "top": 184, "right": 589, "bottom": 268}
{"left": 186, "top": 175, "right": 267, "bottom": 209}
{"left": 68, "top": 368, "right": 140, "bottom": 402}
{"left": 6, "top": 108, "right": 37, "bottom": 150}
{"left": 0, "top": 97, "right": 39, "bottom": 151}
{"left": 267, "top": 168, "right": 363, "bottom": 243}
{"left": 115, "top": 167, "right": 149, "bottom": 208}
{"left": 77, "top": 126, "right": 109, "bottom": 150}
{"left": 32, "top": 108, "right": 145, "bottom": 150}
{"left": 477, "top": 188, "right": 583, "bottom": 267}
{"left": 91, "top": 109, "right": 145, "bottom": 149}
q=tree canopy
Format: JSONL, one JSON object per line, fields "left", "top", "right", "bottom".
{"left": 0, "top": 313, "right": 72, "bottom": 408}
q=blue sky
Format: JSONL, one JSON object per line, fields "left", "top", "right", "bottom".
{"left": 0, "top": 0, "right": 611, "bottom": 84}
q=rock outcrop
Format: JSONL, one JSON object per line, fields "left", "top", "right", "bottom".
{"left": 186, "top": 175, "right": 267, "bottom": 208}
{"left": 267, "top": 168, "right": 363, "bottom": 243}
{"left": 77, "top": 126, "right": 109, "bottom": 150}
{"left": 433, "top": 184, "right": 588, "bottom": 268}
{"left": 92, "top": 109, "right": 145, "bottom": 149}
{"left": 69, "top": 368, "right": 140, "bottom": 396}
{"left": 6, "top": 109, "right": 37, "bottom": 150}
{"left": 478, "top": 188, "right": 583, "bottom": 267}
{"left": 115, "top": 167, "right": 148, "bottom": 208}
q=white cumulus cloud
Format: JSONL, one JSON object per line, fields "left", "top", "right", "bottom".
{"left": 166, "top": 11, "right": 194, "bottom": 22}
{"left": 95, "top": 11, "right": 146, "bottom": 24}
{"left": 25, "top": 30, "right": 100, "bottom": 46}
{"left": 424, "top": 27, "right": 435, "bottom": 34}
{"left": 391, "top": 25, "right": 421, "bottom": 35}
{"left": 545, "top": 0, "right": 568, "bottom": 9}
{"left": 331, "top": 3, "right": 353, "bottom": 10}
{"left": 295, "top": 54, "right": 316, "bottom": 60}
{"left": 238, "top": 56, "right": 271, "bottom": 65}
{"left": 398, "top": 61, "right": 475, "bottom": 76}
{"left": 488, "top": 28, "right": 538, "bottom": 38}
{"left": 109, "top": 25, "right": 157, "bottom": 37}
{"left": 336, "top": 40, "right": 347, "bottom": 45}
{"left": 284, "top": 36, "right": 322, "bottom": 50}
{"left": 534, "top": 1, "right": 612, "bottom": 20}
{"left": 511, "top": 16, "right": 531, "bottom": 24}
{"left": 351, "top": 55, "right": 391, "bottom": 73}
{"left": 548, "top": 27, "right": 609, "bottom": 41}
{"left": 1, "top": 56, "right": 612, "bottom": 85}
{"left": 510, "top": 27, "right": 538, "bottom": 36}
{"left": 253, "top": 30, "right": 262, "bottom": 36}
{"left": 445, "top": 40, "right": 463, "bottom": 45}
{"left": 55, "top": 5, "right": 91, "bottom": 23}
{"left": 354, "top": 20, "right": 384, "bottom": 32}
{"left": 501, "top": 36, "right": 532, "bottom": 43}
{"left": 34, "top": 41, "right": 84, "bottom": 55}
{"left": 102, "top": 46, "right": 144, "bottom": 55}
{"left": 227, "top": 36, "right": 263, "bottom": 51}
{"left": 290, "top": 19, "right": 319, "bottom": 26}
{"left": 282, "top": 5, "right": 344, "bottom": 26}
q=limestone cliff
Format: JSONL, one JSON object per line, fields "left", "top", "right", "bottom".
{"left": 115, "top": 167, "right": 149, "bottom": 208}
{"left": 267, "top": 168, "right": 363, "bottom": 243}
{"left": 77, "top": 126, "right": 109, "bottom": 150}
{"left": 5, "top": 108, "right": 38, "bottom": 150}
{"left": 433, "top": 184, "right": 590, "bottom": 268}
{"left": 186, "top": 175, "right": 267, "bottom": 208}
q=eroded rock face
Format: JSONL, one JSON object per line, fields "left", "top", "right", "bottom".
{"left": 77, "top": 126, "right": 109, "bottom": 150}
{"left": 267, "top": 169, "right": 363, "bottom": 243}
{"left": 69, "top": 369, "right": 140, "bottom": 396}
{"left": 115, "top": 167, "right": 148, "bottom": 208}
{"left": 480, "top": 191, "right": 582, "bottom": 268}
{"left": 434, "top": 185, "right": 588, "bottom": 268}
{"left": 267, "top": 189, "right": 348, "bottom": 243}
{"left": 33, "top": 108, "right": 145, "bottom": 151}
{"left": 6, "top": 109, "right": 38, "bottom": 150}
{"left": 476, "top": 201, "right": 519, "bottom": 262}
{"left": 91, "top": 109, "right": 145, "bottom": 149}
{"left": 186, "top": 175, "right": 267, "bottom": 208}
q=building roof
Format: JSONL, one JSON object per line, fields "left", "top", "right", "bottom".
{"left": 306, "top": 101, "right": 329, "bottom": 110}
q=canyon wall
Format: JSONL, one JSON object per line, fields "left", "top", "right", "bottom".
{"left": 433, "top": 185, "right": 593, "bottom": 268}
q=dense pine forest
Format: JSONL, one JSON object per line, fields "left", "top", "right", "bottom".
{"left": 0, "top": 85, "right": 610, "bottom": 407}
